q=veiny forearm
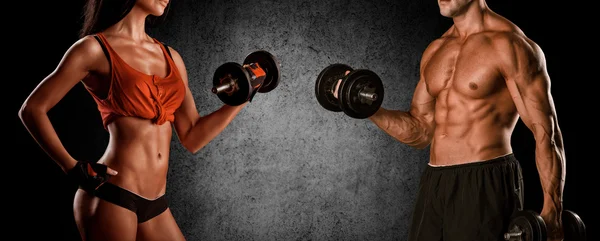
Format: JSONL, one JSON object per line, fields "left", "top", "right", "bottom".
{"left": 368, "top": 108, "right": 432, "bottom": 149}
{"left": 181, "top": 104, "right": 246, "bottom": 153}
{"left": 18, "top": 106, "right": 77, "bottom": 173}
{"left": 532, "top": 122, "right": 565, "bottom": 217}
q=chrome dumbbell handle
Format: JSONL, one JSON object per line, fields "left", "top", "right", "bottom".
{"left": 212, "top": 76, "right": 236, "bottom": 94}
{"left": 504, "top": 230, "right": 522, "bottom": 240}
{"left": 358, "top": 91, "right": 378, "bottom": 101}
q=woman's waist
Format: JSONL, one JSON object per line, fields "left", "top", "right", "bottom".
{"left": 97, "top": 152, "right": 170, "bottom": 198}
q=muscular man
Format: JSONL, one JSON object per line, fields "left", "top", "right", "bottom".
{"left": 368, "top": 0, "right": 565, "bottom": 240}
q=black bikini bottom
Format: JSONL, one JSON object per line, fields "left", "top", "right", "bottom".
{"left": 92, "top": 182, "right": 168, "bottom": 223}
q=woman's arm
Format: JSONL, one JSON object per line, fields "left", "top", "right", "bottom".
{"left": 19, "top": 36, "right": 117, "bottom": 175}
{"left": 169, "top": 48, "right": 248, "bottom": 154}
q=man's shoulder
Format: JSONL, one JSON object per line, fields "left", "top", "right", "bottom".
{"left": 483, "top": 30, "right": 545, "bottom": 69}
{"left": 484, "top": 30, "right": 540, "bottom": 56}
{"left": 421, "top": 38, "right": 446, "bottom": 61}
{"left": 483, "top": 13, "right": 538, "bottom": 48}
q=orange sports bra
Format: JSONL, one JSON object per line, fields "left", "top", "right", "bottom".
{"left": 84, "top": 33, "right": 186, "bottom": 130}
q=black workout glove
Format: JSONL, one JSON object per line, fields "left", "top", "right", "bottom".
{"left": 66, "top": 161, "right": 111, "bottom": 192}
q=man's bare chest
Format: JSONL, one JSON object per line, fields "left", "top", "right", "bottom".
{"left": 423, "top": 40, "right": 505, "bottom": 99}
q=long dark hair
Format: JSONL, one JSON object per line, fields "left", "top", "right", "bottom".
{"left": 79, "top": 0, "right": 171, "bottom": 38}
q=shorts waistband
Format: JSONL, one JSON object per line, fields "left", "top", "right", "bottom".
{"left": 427, "top": 153, "right": 516, "bottom": 171}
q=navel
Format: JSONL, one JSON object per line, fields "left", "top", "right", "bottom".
{"left": 158, "top": 152, "right": 162, "bottom": 159}
{"left": 469, "top": 82, "right": 478, "bottom": 90}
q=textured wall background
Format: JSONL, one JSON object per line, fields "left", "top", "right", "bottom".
{"left": 14, "top": 1, "right": 592, "bottom": 241}
{"left": 147, "top": 0, "right": 444, "bottom": 240}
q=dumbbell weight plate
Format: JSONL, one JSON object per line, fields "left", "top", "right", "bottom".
{"left": 563, "top": 210, "right": 586, "bottom": 241}
{"left": 315, "top": 64, "right": 354, "bottom": 112}
{"left": 243, "top": 50, "right": 281, "bottom": 93}
{"left": 338, "top": 69, "right": 384, "bottom": 119}
{"left": 212, "top": 62, "right": 252, "bottom": 106}
{"left": 506, "top": 210, "right": 547, "bottom": 241}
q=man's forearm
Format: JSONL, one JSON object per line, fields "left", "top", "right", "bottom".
{"left": 368, "top": 108, "right": 432, "bottom": 149}
{"left": 532, "top": 123, "right": 565, "bottom": 223}
{"left": 536, "top": 144, "right": 565, "bottom": 214}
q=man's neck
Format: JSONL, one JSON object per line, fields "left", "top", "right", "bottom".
{"left": 451, "top": 1, "right": 488, "bottom": 39}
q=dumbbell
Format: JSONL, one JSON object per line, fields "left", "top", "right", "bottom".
{"left": 212, "top": 50, "right": 281, "bottom": 106}
{"left": 315, "top": 64, "right": 384, "bottom": 119}
{"left": 504, "top": 209, "right": 586, "bottom": 241}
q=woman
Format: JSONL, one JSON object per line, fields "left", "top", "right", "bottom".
{"left": 18, "top": 0, "right": 247, "bottom": 240}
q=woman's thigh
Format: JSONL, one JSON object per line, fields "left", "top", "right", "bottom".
{"left": 73, "top": 189, "right": 138, "bottom": 241}
{"left": 136, "top": 208, "right": 185, "bottom": 241}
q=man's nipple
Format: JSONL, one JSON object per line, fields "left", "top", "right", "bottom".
{"left": 469, "top": 82, "right": 478, "bottom": 90}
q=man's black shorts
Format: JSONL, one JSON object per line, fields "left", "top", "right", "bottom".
{"left": 407, "top": 153, "right": 524, "bottom": 241}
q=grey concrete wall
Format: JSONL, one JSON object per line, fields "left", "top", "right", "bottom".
{"left": 149, "top": 0, "right": 445, "bottom": 240}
